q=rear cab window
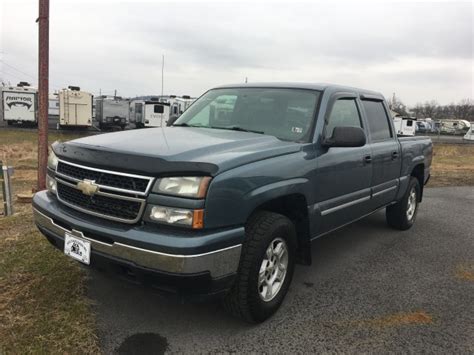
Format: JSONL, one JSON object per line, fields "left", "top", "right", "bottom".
{"left": 361, "top": 100, "right": 393, "bottom": 141}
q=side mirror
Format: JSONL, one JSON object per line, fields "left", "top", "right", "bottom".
{"left": 323, "top": 126, "right": 366, "bottom": 147}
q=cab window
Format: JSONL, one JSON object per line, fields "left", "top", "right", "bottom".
{"left": 325, "top": 99, "right": 362, "bottom": 138}
{"left": 362, "top": 100, "right": 392, "bottom": 141}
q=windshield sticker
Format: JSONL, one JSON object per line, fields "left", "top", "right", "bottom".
{"left": 291, "top": 127, "right": 303, "bottom": 134}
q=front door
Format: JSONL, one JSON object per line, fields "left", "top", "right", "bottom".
{"left": 315, "top": 94, "right": 372, "bottom": 234}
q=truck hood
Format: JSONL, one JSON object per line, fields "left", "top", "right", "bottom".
{"left": 53, "top": 127, "right": 303, "bottom": 176}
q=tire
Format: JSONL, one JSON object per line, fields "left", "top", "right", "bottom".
{"left": 386, "top": 177, "right": 420, "bottom": 230}
{"left": 223, "top": 211, "right": 296, "bottom": 323}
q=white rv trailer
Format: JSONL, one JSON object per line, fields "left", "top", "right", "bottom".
{"left": 440, "top": 119, "right": 471, "bottom": 135}
{"left": 167, "top": 95, "right": 195, "bottom": 125}
{"left": 134, "top": 100, "right": 170, "bottom": 128}
{"left": 48, "top": 93, "right": 59, "bottom": 117}
{"left": 1, "top": 82, "right": 37, "bottom": 125}
{"left": 59, "top": 86, "right": 93, "bottom": 127}
{"left": 95, "top": 96, "right": 130, "bottom": 130}
{"left": 463, "top": 124, "right": 474, "bottom": 141}
{"left": 393, "top": 116, "right": 416, "bottom": 136}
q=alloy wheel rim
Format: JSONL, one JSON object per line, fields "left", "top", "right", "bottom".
{"left": 406, "top": 187, "right": 417, "bottom": 221}
{"left": 258, "top": 237, "right": 288, "bottom": 302}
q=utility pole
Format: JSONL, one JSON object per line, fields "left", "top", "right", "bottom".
{"left": 37, "top": 0, "right": 49, "bottom": 191}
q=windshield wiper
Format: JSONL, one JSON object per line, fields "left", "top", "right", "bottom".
{"left": 173, "top": 123, "right": 206, "bottom": 128}
{"left": 173, "top": 124, "right": 264, "bottom": 135}
{"left": 215, "top": 126, "right": 265, "bottom": 134}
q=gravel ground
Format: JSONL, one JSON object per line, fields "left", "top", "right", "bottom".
{"left": 88, "top": 186, "right": 474, "bottom": 354}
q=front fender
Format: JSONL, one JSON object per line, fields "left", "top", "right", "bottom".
{"left": 204, "top": 151, "right": 315, "bottom": 229}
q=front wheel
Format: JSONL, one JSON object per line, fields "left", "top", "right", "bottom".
{"left": 386, "top": 177, "right": 420, "bottom": 230}
{"left": 223, "top": 211, "right": 296, "bottom": 323}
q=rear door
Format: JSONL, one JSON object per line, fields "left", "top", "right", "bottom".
{"left": 360, "top": 98, "right": 402, "bottom": 207}
{"left": 315, "top": 93, "right": 372, "bottom": 233}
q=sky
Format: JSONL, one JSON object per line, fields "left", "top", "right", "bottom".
{"left": 0, "top": 0, "right": 472, "bottom": 106}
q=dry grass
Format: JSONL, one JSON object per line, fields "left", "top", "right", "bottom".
{"left": 0, "top": 130, "right": 100, "bottom": 354}
{"left": 429, "top": 144, "right": 474, "bottom": 187}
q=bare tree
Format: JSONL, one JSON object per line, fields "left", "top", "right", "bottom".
{"left": 454, "top": 99, "right": 474, "bottom": 121}
{"left": 408, "top": 99, "right": 474, "bottom": 121}
{"left": 388, "top": 93, "right": 408, "bottom": 116}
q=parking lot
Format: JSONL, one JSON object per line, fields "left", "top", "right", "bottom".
{"left": 86, "top": 186, "right": 473, "bottom": 354}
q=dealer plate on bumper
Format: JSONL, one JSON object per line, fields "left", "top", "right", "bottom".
{"left": 64, "top": 232, "right": 91, "bottom": 265}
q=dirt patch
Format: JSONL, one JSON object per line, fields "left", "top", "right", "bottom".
{"left": 456, "top": 264, "right": 474, "bottom": 282}
{"left": 358, "top": 311, "right": 433, "bottom": 328}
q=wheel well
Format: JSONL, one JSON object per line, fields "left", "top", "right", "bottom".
{"left": 411, "top": 164, "right": 424, "bottom": 201}
{"left": 252, "top": 194, "right": 312, "bottom": 265}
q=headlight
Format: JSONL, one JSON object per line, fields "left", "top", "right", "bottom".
{"left": 149, "top": 205, "right": 204, "bottom": 229}
{"left": 47, "top": 150, "right": 58, "bottom": 170}
{"left": 153, "top": 176, "right": 211, "bottom": 198}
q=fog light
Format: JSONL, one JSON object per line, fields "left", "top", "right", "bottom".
{"left": 149, "top": 206, "right": 204, "bottom": 229}
{"left": 46, "top": 175, "right": 57, "bottom": 194}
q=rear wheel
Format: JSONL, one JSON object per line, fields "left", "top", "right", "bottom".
{"left": 386, "top": 177, "right": 420, "bottom": 230}
{"left": 223, "top": 211, "right": 296, "bottom": 323}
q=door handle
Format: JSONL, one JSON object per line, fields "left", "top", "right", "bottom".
{"left": 364, "top": 155, "right": 372, "bottom": 164}
{"left": 391, "top": 151, "right": 399, "bottom": 160}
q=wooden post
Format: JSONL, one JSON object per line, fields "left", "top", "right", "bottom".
{"left": 37, "top": 0, "right": 49, "bottom": 190}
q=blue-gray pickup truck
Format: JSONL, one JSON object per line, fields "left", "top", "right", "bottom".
{"left": 33, "top": 83, "right": 432, "bottom": 323}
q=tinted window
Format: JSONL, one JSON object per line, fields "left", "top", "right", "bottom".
{"left": 154, "top": 105, "right": 164, "bottom": 114}
{"left": 326, "top": 99, "right": 361, "bottom": 138}
{"left": 362, "top": 100, "right": 392, "bottom": 141}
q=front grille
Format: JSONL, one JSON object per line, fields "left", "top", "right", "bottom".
{"left": 57, "top": 182, "right": 143, "bottom": 222}
{"left": 57, "top": 161, "right": 150, "bottom": 193}
{"left": 54, "top": 160, "right": 153, "bottom": 223}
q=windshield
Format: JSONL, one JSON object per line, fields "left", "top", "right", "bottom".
{"left": 174, "top": 88, "right": 321, "bottom": 142}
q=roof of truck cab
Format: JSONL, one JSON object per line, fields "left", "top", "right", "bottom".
{"left": 213, "top": 82, "right": 384, "bottom": 98}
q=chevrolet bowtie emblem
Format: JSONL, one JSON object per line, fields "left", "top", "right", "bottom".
{"left": 77, "top": 179, "right": 99, "bottom": 196}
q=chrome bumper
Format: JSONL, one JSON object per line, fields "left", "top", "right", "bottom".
{"left": 33, "top": 208, "right": 241, "bottom": 278}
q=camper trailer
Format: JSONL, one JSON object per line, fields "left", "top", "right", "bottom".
{"left": 167, "top": 95, "right": 195, "bottom": 125}
{"left": 1, "top": 82, "right": 37, "bottom": 126}
{"left": 48, "top": 93, "right": 59, "bottom": 117}
{"left": 464, "top": 124, "right": 474, "bottom": 141}
{"left": 393, "top": 116, "right": 416, "bottom": 136}
{"left": 95, "top": 96, "right": 129, "bottom": 130}
{"left": 134, "top": 100, "right": 170, "bottom": 128}
{"left": 440, "top": 119, "right": 471, "bottom": 135}
{"left": 59, "top": 86, "right": 93, "bottom": 128}
{"left": 416, "top": 118, "right": 437, "bottom": 133}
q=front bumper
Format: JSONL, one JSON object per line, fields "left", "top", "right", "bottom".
{"left": 33, "top": 191, "right": 244, "bottom": 294}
